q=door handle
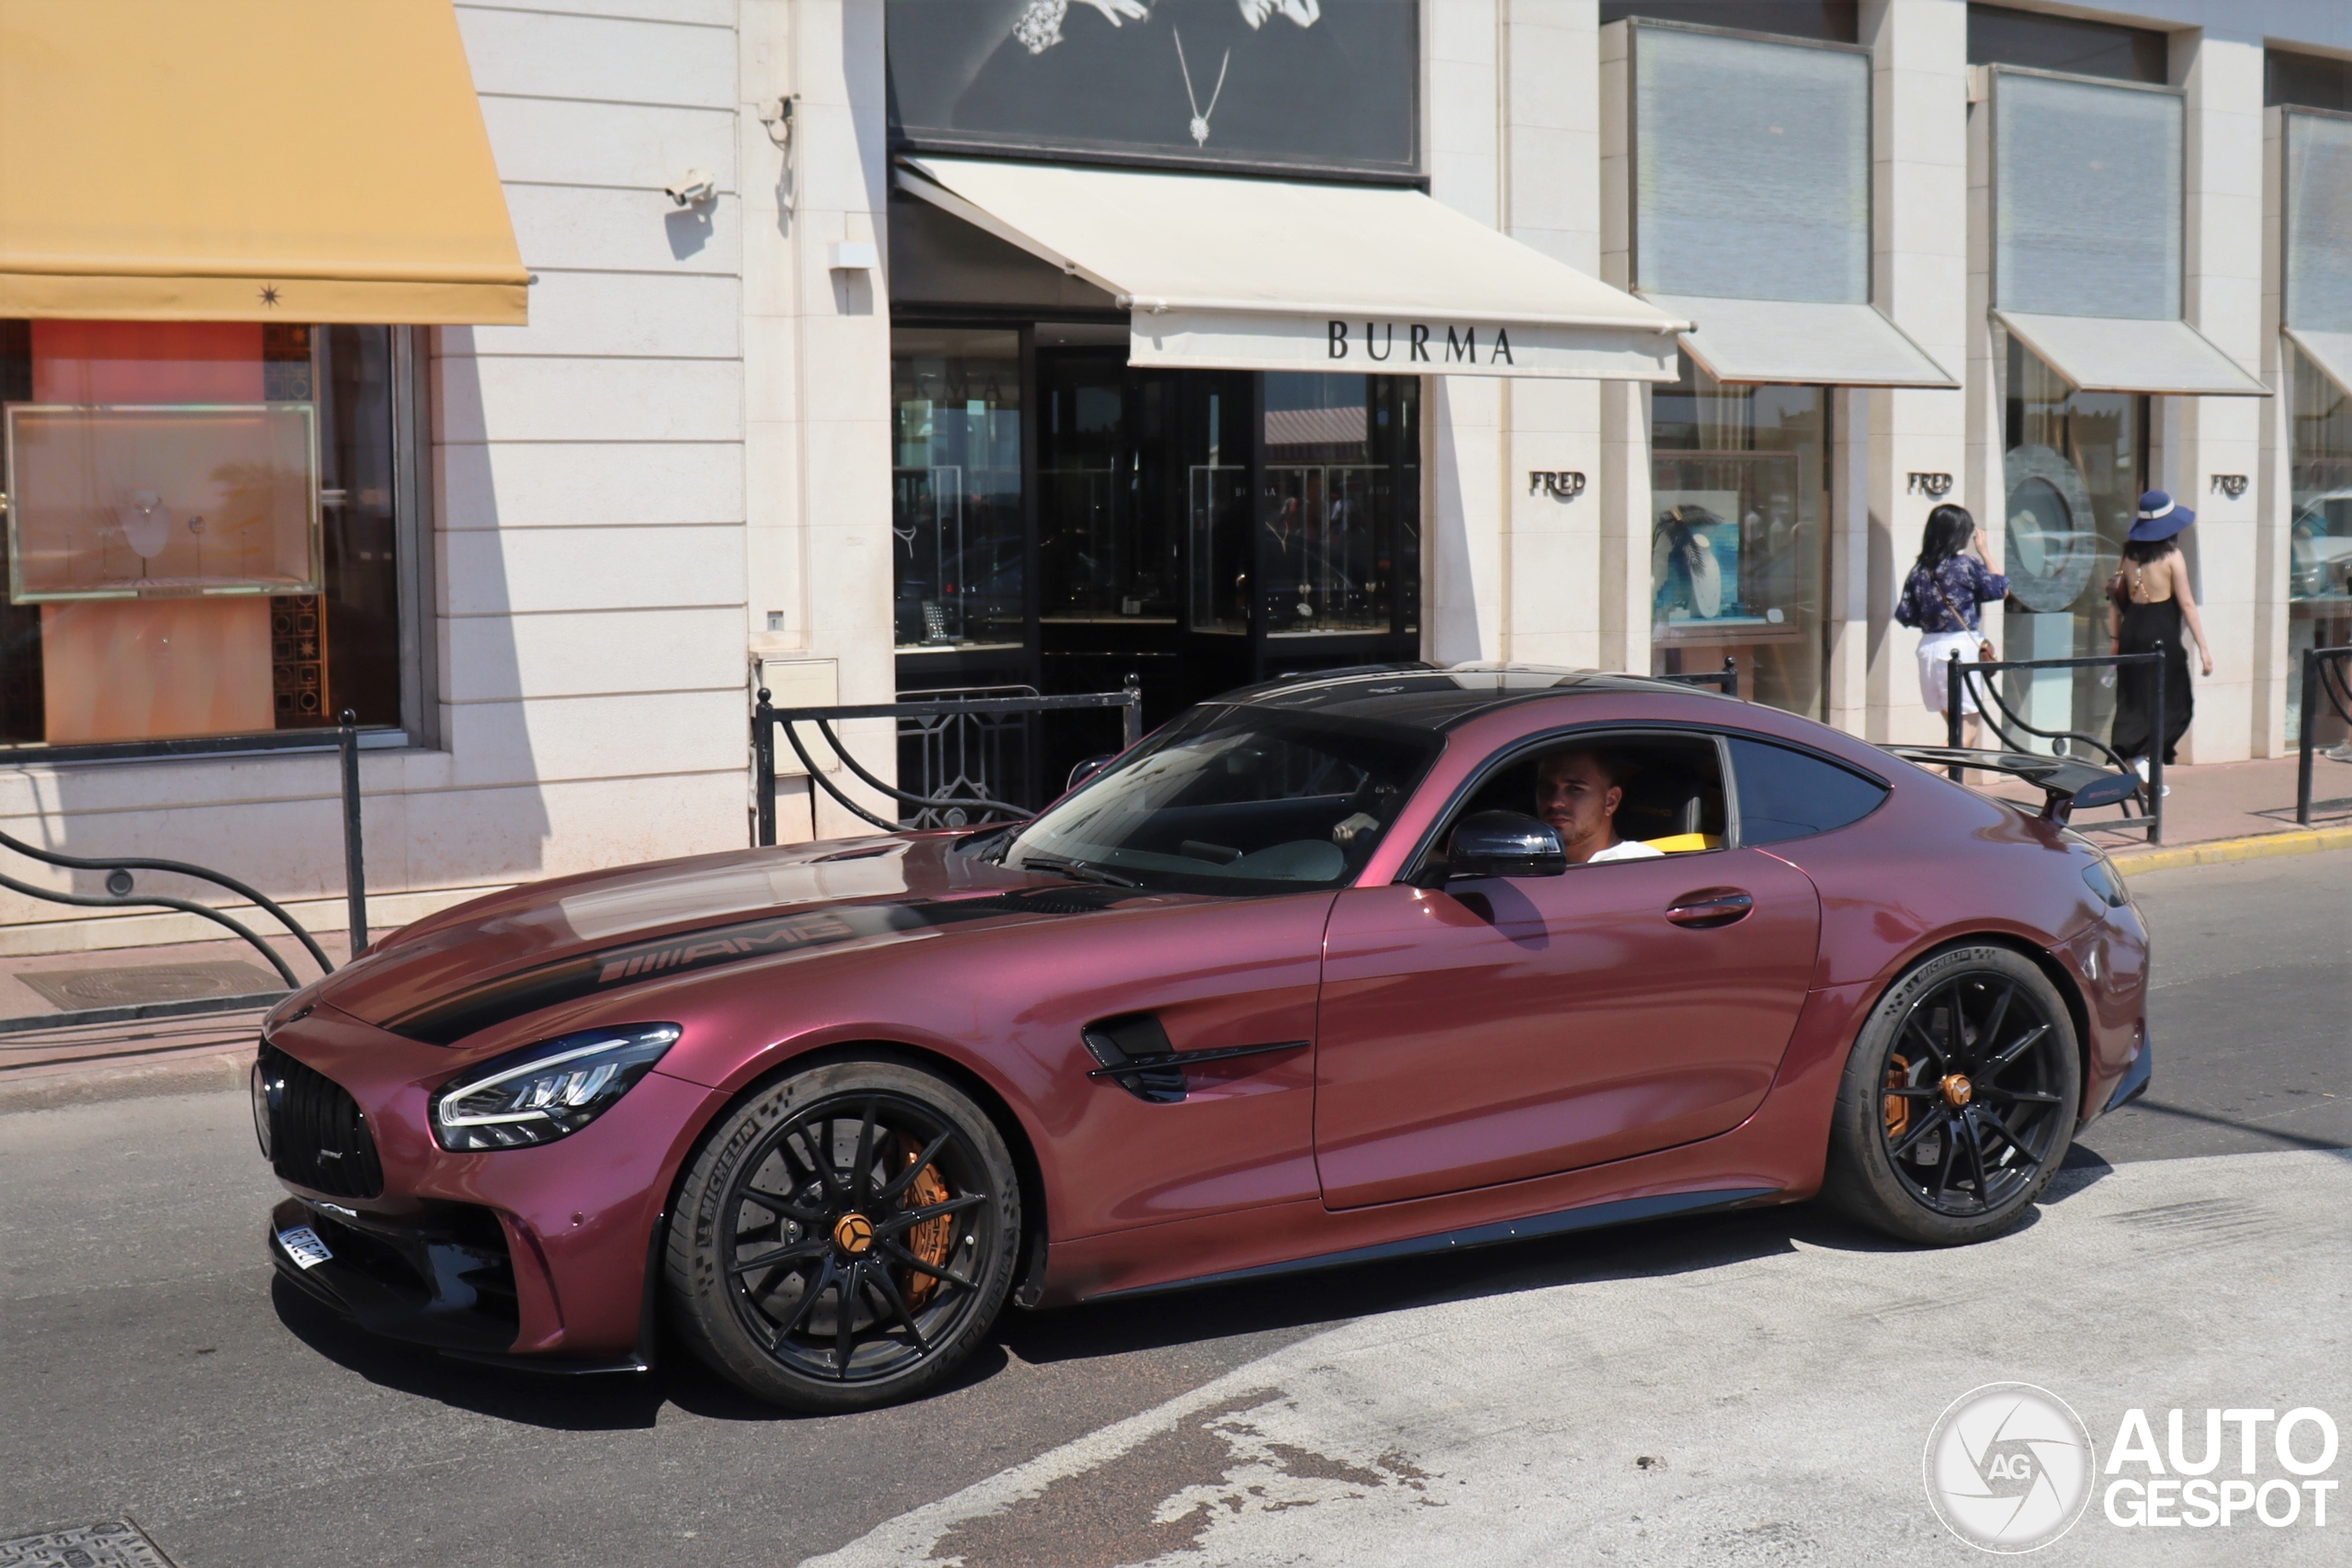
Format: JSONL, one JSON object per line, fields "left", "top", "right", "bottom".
{"left": 1665, "top": 889, "right": 1753, "bottom": 929}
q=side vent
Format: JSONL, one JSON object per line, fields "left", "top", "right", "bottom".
{"left": 1080, "top": 1014, "right": 1188, "bottom": 1103}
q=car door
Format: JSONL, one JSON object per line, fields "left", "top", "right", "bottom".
{"left": 1312, "top": 737, "right": 1823, "bottom": 1211}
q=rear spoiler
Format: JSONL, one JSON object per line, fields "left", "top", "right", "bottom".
{"left": 1877, "top": 746, "right": 2141, "bottom": 825}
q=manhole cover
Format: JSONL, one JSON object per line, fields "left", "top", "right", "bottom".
{"left": 16, "top": 961, "right": 281, "bottom": 1011}
{"left": 0, "top": 1520, "right": 178, "bottom": 1567}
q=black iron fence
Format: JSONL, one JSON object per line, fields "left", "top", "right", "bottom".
{"left": 2298, "top": 644, "right": 2352, "bottom": 826}
{"left": 1656, "top": 657, "right": 1741, "bottom": 698}
{"left": 0, "top": 712, "right": 370, "bottom": 1034}
{"left": 1942, "top": 649, "right": 2164, "bottom": 843}
{"left": 753, "top": 681, "right": 1145, "bottom": 847}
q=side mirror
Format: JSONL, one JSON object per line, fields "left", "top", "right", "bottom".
{"left": 1445, "top": 811, "right": 1567, "bottom": 880}
{"left": 1067, "top": 754, "right": 1116, "bottom": 792}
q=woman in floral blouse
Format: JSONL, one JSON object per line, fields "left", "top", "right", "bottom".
{"left": 1895, "top": 503, "right": 2008, "bottom": 748}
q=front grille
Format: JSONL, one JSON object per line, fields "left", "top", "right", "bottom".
{"left": 260, "top": 1042, "right": 384, "bottom": 1199}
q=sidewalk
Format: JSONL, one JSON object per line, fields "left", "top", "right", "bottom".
{"left": 2, "top": 750, "right": 2346, "bottom": 1110}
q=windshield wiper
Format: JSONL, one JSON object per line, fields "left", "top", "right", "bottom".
{"left": 1012, "top": 852, "right": 1142, "bottom": 888}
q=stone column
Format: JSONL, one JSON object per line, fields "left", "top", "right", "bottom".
{"left": 1499, "top": 0, "right": 1607, "bottom": 669}
{"left": 2170, "top": 28, "right": 2267, "bottom": 762}
{"left": 1868, "top": 0, "right": 1969, "bottom": 745}
{"left": 1422, "top": 0, "right": 1505, "bottom": 665}
{"left": 749, "top": 0, "right": 897, "bottom": 837}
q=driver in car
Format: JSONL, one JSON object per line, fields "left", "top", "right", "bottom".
{"left": 1536, "top": 748, "right": 1664, "bottom": 865}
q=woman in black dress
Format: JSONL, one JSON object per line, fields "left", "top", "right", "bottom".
{"left": 2109, "top": 490, "right": 2215, "bottom": 775}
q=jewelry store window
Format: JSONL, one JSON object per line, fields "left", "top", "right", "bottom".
{"left": 1261, "top": 373, "right": 1419, "bottom": 644}
{"left": 1649, "top": 356, "right": 1829, "bottom": 718}
{"left": 891, "top": 330, "right": 1026, "bottom": 661}
{"left": 2289, "top": 343, "right": 2352, "bottom": 750}
{"left": 0, "top": 320, "right": 421, "bottom": 758}
{"left": 2000, "top": 336, "right": 2149, "bottom": 745}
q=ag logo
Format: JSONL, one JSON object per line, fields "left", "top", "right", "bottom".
{"left": 1925, "top": 1383, "right": 2097, "bottom": 1552}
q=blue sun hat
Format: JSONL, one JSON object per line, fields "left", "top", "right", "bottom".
{"left": 2129, "top": 490, "right": 2194, "bottom": 542}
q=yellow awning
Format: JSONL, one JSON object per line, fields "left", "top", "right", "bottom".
{"left": 0, "top": 0, "right": 526, "bottom": 325}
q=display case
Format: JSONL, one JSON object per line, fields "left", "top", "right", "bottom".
{"left": 3, "top": 402, "right": 322, "bottom": 604}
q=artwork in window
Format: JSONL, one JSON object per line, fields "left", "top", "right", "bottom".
{"left": 4, "top": 403, "right": 322, "bottom": 602}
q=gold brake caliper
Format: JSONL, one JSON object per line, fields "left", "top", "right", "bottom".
{"left": 1883, "top": 1055, "right": 1912, "bottom": 1139}
{"left": 899, "top": 1142, "right": 954, "bottom": 1309}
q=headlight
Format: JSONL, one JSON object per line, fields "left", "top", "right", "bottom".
{"left": 431, "top": 1023, "right": 681, "bottom": 1151}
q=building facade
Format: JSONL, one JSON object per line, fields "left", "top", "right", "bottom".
{"left": 0, "top": 0, "right": 2346, "bottom": 954}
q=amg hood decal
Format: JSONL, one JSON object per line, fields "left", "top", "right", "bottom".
{"left": 382, "top": 887, "right": 1136, "bottom": 1046}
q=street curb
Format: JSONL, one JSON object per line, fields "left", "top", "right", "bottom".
{"left": 0, "top": 1049, "right": 249, "bottom": 1115}
{"left": 2109, "top": 824, "right": 2352, "bottom": 876}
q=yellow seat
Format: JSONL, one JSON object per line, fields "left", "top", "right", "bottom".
{"left": 1642, "top": 832, "right": 1721, "bottom": 854}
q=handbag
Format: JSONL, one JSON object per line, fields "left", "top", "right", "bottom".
{"left": 1933, "top": 579, "right": 1996, "bottom": 662}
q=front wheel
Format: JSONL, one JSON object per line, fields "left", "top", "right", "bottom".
{"left": 1822, "top": 946, "right": 2081, "bottom": 1246}
{"left": 665, "top": 1057, "right": 1022, "bottom": 1412}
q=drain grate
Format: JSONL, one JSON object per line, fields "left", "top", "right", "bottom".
{"left": 15, "top": 961, "right": 282, "bottom": 1011}
{"left": 0, "top": 1520, "right": 178, "bottom": 1567}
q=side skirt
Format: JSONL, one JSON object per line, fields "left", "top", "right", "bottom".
{"left": 1085, "top": 1185, "right": 1782, "bottom": 1303}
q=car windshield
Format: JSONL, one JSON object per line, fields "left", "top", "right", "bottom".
{"left": 979, "top": 705, "right": 1441, "bottom": 895}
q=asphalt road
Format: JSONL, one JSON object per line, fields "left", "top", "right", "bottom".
{"left": 0, "top": 851, "right": 2344, "bottom": 1568}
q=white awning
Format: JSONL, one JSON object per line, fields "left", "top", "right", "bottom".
{"left": 1642, "top": 295, "right": 1955, "bottom": 389}
{"left": 2286, "top": 327, "right": 2352, "bottom": 400}
{"left": 1994, "top": 310, "right": 2267, "bottom": 397}
{"left": 896, "top": 157, "right": 1687, "bottom": 381}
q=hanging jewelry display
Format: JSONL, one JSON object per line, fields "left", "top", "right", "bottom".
{"left": 1173, "top": 28, "right": 1232, "bottom": 146}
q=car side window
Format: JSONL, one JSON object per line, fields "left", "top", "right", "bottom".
{"left": 1442, "top": 729, "right": 1729, "bottom": 863}
{"left": 1725, "top": 736, "right": 1888, "bottom": 846}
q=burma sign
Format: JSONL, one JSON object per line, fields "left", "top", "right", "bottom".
{"left": 1127, "top": 310, "right": 1679, "bottom": 380}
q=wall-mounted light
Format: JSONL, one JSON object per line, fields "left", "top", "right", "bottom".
{"left": 829, "top": 241, "right": 878, "bottom": 274}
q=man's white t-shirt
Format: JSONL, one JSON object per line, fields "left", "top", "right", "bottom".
{"left": 1588, "top": 837, "right": 1666, "bottom": 863}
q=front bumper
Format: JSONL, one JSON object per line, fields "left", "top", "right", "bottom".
{"left": 258, "top": 1001, "right": 722, "bottom": 1360}
{"left": 268, "top": 1196, "right": 520, "bottom": 1354}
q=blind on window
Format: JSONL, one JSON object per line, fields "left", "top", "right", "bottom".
{"left": 1994, "top": 72, "right": 2182, "bottom": 320}
{"left": 2287, "top": 111, "right": 2352, "bottom": 333}
{"left": 1633, "top": 25, "right": 1870, "bottom": 305}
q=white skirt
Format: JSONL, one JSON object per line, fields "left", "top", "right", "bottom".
{"left": 1917, "top": 630, "right": 1987, "bottom": 716}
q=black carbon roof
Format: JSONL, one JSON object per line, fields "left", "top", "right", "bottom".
{"left": 1219, "top": 663, "right": 1739, "bottom": 731}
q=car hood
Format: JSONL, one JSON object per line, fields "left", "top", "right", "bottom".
{"left": 294, "top": 835, "right": 1159, "bottom": 1043}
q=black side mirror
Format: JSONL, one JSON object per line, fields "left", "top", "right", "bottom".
{"left": 1444, "top": 811, "right": 1567, "bottom": 880}
{"left": 1067, "top": 754, "right": 1116, "bottom": 792}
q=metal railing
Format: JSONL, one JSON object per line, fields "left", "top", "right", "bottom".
{"left": 1656, "top": 657, "right": 1741, "bottom": 698}
{"left": 1944, "top": 649, "right": 2164, "bottom": 843}
{"left": 752, "top": 681, "right": 1145, "bottom": 846}
{"left": 2297, "top": 644, "right": 2352, "bottom": 826}
{"left": 0, "top": 711, "right": 371, "bottom": 1033}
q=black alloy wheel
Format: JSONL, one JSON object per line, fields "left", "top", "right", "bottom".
{"left": 667, "top": 1058, "right": 1022, "bottom": 1411}
{"left": 1824, "top": 946, "right": 2081, "bottom": 1246}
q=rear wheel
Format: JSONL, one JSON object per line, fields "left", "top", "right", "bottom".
{"left": 1823, "top": 946, "right": 2080, "bottom": 1246}
{"left": 665, "top": 1057, "right": 1021, "bottom": 1412}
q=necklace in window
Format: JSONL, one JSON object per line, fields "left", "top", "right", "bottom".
{"left": 1173, "top": 28, "right": 1231, "bottom": 146}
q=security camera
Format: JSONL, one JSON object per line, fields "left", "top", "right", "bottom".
{"left": 664, "top": 168, "right": 718, "bottom": 208}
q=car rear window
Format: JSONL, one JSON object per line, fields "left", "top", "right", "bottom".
{"left": 1726, "top": 736, "right": 1888, "bottom": 846}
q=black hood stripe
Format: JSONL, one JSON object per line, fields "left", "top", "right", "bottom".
{"left": 383, "top": 887, "right": 1134, "bottom": 1045}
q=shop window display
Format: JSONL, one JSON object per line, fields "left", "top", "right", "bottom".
{"left": 1999, "top": 338, "right": 2149, "bottom": 747}
{"left": 1261, "top": 373, "right": 1418, "bottom": 639}
{"left": 891, "top": 331, "right": 1025, "bottom": 653}
{"left": 2289, "top": 343, "right": 2352, "bottom": 749}
{"left": 0, "top": 320, "right": 404, "bottom": 750}
{"left": 1650, "top": 357, "right": 1829, "bottom": 718}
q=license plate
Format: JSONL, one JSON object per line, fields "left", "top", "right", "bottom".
{"left": 277, "top": 1225, "right": 333, "bottom": 1269}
